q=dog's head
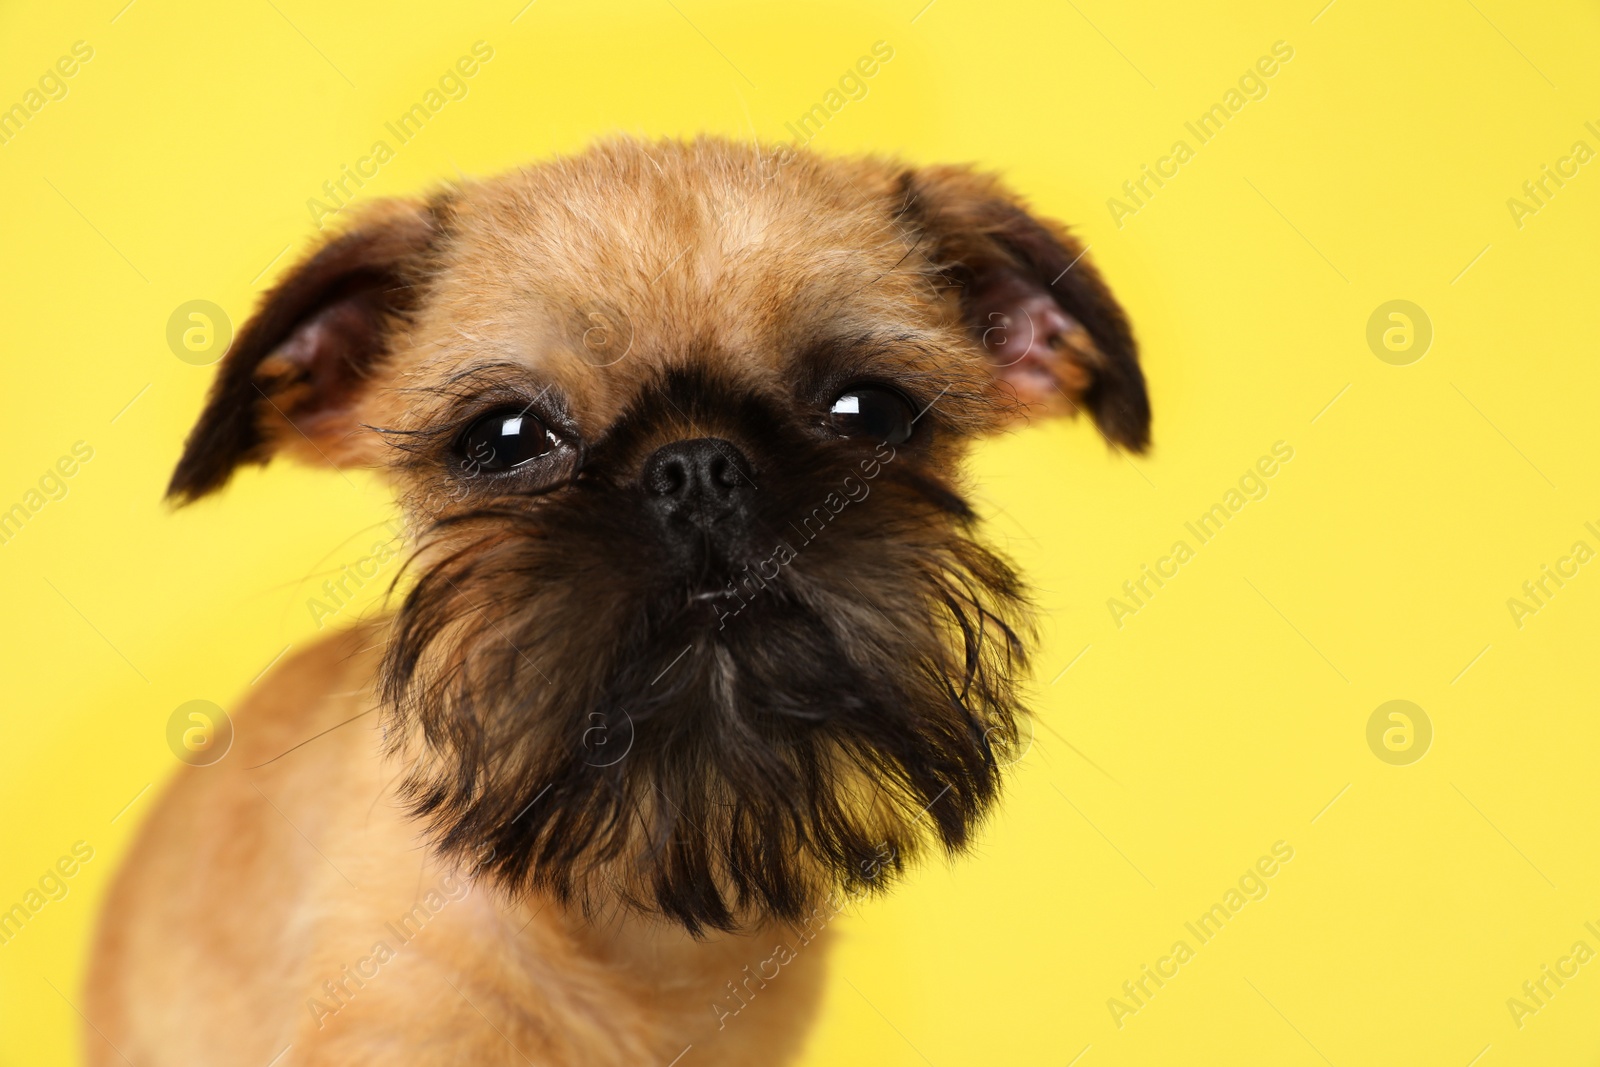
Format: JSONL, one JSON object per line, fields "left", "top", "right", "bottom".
{"left": 171, "top": 138, "right": 1148, "bottom": 932}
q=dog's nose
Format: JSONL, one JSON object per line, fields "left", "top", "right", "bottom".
{"left": 642, "top": 437, "right": 754, "bottom": 529}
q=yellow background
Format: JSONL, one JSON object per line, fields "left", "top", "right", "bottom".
{"left": 2, "top": 0, "right": 1597, "bottom": 1063}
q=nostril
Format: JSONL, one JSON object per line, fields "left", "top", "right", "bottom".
{"left": 647, "top": 456, "right": 689, "bottom": 497}
{"left": 707, "top": 453, "right": 739, "bottom": 489}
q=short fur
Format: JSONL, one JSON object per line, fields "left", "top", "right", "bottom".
{"left": 88, "top": 137, "right": 1149, "bottom": 1066}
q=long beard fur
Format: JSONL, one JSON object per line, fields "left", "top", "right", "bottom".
{"left": 380, "top": 384, "right": 1032, "bottom": 934}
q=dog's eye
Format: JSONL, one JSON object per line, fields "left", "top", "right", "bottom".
{"left": 828, "top": 387, "right": 915, "bottom": 444}
{"left": 457, "top": 407, "right": 554, "bottom": 472}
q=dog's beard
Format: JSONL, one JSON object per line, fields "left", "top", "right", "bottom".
{"left": 381, "top": 389, "right": 1032, "bottom": 934}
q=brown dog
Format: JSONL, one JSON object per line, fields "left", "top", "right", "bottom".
{"left": 86, "top": 138, "right": 1149, "bottom": 1066}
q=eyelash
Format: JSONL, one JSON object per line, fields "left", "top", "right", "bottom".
{"left": 372, "top": 392, "right": 570, "bottom": 474}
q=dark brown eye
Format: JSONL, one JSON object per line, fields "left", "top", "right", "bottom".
{"left": 457, "top": 406, "right": 553, "bottom": 472}
{"left": 828, "top": 386, "right": 915, "bottom": 444}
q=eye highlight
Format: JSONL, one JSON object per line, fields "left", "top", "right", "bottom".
{"left": 827, "top": 386, "right": 915, "bottom": 444}
{"left": 457, "top": 406, "right": 555, "bottom": 472}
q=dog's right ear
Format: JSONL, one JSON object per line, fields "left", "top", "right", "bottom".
{"left": 898, "top": 166, "right": 1150, "bottom": 451}
{"left": 166, "top": 199, "right": 443, "bottom": 504}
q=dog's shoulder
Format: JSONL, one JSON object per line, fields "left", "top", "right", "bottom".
{"left": 228, "top": 618, "right": 388, "bottom": 766}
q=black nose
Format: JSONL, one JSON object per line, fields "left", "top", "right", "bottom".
{"left": 642, "top": 438, "right": 755, "bottom": 532}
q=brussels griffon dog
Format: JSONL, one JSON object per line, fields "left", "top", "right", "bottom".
{"left": 87, "top": 138, "right": 1148, "bottom": 1066}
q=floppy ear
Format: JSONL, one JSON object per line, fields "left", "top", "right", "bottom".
{"left": 902, "top": 167, "right": 1150, "bottom": 451}
{"left": 166, "top": 199, "right": 442, "bottom": 503}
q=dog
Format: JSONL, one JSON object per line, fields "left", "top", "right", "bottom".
{"left": 86, "top": 137, "right": 1149, "bottom": 1066}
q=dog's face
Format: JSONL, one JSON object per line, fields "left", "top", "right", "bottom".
{"left": 171, "top": 139, "right": 1148, "bottom": 932}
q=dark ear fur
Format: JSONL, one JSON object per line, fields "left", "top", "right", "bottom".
{"left": 166, "top": 199, "right": 442, "bottom": 503}
{"left": 902, "top": 167, "right": 1150, "bottom": 451}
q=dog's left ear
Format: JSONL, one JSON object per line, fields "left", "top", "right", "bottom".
{"left": 166, "top": 198, "right": 442, "bottom": 504}
{"left": 902, "top": 167, "right": 1150, "bottom": 451}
